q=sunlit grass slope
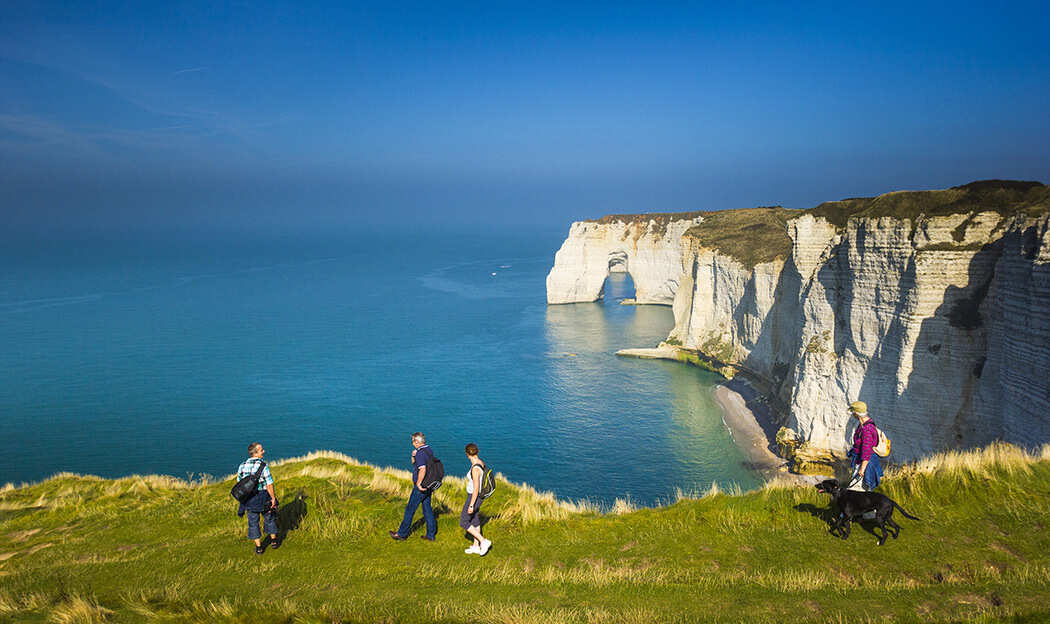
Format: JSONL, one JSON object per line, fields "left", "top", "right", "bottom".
{"left": 2, "top": 443, "right": 1049, "bottom": 623}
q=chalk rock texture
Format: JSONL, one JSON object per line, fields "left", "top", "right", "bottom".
{"left": 546, "top": 214, "right": 703, "bottom": 304}
{"left": 550, "top": 182, "right": 1050, "bottom": 462}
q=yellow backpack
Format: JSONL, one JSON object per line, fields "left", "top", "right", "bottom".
{"left": 873, "top": 424, "right": 891, "bottom": 457}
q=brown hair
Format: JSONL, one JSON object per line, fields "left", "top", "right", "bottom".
{"left": 465, "top": 443, "right": 479, "bottom": 456}
{"left": 248, "top": 442, "right": 263, "bottom": 455}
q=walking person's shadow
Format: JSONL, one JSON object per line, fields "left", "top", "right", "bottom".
{"left": 276, "top": 489, "right": 308, "bottom": 544}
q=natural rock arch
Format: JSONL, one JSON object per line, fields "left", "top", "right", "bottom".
{"left": 546, "top": 216, "right": 702, "bottom": 304}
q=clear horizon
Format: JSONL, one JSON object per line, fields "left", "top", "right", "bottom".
{"left": 3, "top": 2, "right": 1049, "bottom": 234}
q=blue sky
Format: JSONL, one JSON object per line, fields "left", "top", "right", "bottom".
{"left": 2, "top": 1, "right": 1049, "bottom": 233}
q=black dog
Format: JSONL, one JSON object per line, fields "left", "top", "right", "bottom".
{"left": 815, "top": 479, "right": 920, "bottom": 545}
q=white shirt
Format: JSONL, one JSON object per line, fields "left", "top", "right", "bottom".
{"left": 465, "top": 463, "right": 482, "bottom": 494}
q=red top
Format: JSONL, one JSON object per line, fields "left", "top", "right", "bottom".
{"left": 851, "top": 420, "right": 878, "bottom": 462}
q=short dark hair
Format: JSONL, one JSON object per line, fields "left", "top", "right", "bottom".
{"left": 465, "top": 443, "right": 478, "bottom": 456}
{"left": 248, "top": 442, "right": 262, "bottom": 455}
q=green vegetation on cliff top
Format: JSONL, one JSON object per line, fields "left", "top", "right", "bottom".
{"left": 679, "top": 180, "right": 1049, "bottom": 269}
{"left": 686, "top": 206, "right": 804, "bottom": 270}
{"left": 807, "top": 180, "right": 1050, "bottom": 229}
{"left": 2, "top": 443, "right": 1050, "bottom": 623}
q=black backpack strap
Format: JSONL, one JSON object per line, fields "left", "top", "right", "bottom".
{"left": 254, "top": 460, "right": 267, "bottom": 476}
{"left": 418, "top": 447, "right": 434, "bottom": 462}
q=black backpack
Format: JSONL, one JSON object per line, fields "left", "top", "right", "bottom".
{"left": 230, "top": 460, "right": 266, "bottom": 504}
{"left": 417, "top": 447, "right": 445, "bottom": 491}
{"left": 477, "top": 462, "right": 496, "bottom": 499}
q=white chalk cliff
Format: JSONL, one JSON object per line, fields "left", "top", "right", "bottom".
{"left": 546, "top": 214, "right": 703, "bottom": 304}
{"left": 548, "top": 182, "right": 1050, "bottom": 464}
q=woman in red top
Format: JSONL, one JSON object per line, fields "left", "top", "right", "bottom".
{"left": 847, "top": 400, "right": 883, "bottom": 491}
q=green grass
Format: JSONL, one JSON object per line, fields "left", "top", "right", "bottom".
{"left": 686, "top": 207, "right": 803, "bottom": 269}
{"left": 682, "top": 180, "right": 1049, "bottom": 269}
{"left": 807, "top": 180, "right": 1050, "bottom": 229}
{"left": 3, "top": 444, "right": 1050, "bottom": 623}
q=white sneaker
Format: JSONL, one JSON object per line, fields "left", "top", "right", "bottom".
{"left": 464, "top": 545, "right": 480, "bottom": 554}
{"left": 479, "top": 539, "right": 492, "bottom": 556}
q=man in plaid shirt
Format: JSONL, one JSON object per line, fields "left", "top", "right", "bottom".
{"left": 237, "top": 442, "right": 280, "bottom": 554}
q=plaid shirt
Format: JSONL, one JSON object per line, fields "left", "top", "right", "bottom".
{"left": 237, "top": 457, "right": 273, "bottom": 491}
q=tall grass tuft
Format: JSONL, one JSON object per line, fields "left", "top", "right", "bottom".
{"left": 271, "top": 449, "right": 365, "bottom": 467}
{"left": 611, "top": 497, "right": 636, "bottom": 514}
{"left": 47, "top": 595, "right": 113, "bottom": 624}
{"left": 367, "top": 471, "right": 410, "bottom": 498}
{"left": 187, "top": 597, "right": 238, "bottom": 619}
{"left": 896, "top": 440, "right": 1044, "bottom": 481}
{"left": 461, "top": 602, "right": 681, "bottom": 624}
{"left": 499, "top": 481, "right": 595, "bottom": 525}
{"left": 0, "top": 591, "right": 48, "bottom": 614}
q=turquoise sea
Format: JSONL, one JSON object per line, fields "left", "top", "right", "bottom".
{"left": 0, "top": 229, "right": 761, "bottom": 506}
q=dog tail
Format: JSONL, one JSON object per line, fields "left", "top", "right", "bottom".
{"left": 893, "top": 502, "right": 920, "bottom": 521}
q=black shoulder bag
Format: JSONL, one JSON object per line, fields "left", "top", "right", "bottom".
{"left": 230, "top": 461, "right": 266, "bottom": 504}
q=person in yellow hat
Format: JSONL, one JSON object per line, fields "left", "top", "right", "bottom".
{"left": 846, "top": 400, "right": 883, "bottom": 492}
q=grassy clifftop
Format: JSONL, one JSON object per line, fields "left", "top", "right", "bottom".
{"left": 685, "top": 207, "right": 803, "bottom": 270}
{"left": 683, "top": 180, "right": 1050, "bottom": 269}
{"left": 2, "top": 444, "right": 1050, "bottom": 623}
{"left": 808, "top": 180, "right": 1050, "bottom": 229}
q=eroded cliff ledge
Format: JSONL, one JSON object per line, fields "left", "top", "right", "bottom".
{"left": 548, "top": 181, "right": 1050, "bottom": 467}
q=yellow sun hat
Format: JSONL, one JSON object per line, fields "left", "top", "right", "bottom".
{"left": 849, "top": 400, "right": 868, "bottom": 415}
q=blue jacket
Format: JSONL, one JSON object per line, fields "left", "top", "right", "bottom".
{"left": 848, "top": 448, "right": 884, "bottom": 490}
{"left": 238, "top": 488, "right": 273, "bottom": 514}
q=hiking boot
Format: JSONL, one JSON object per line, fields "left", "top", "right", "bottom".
{"left": 479, "top": 539, "right": 492, "bottom": 556}
{"left": 420, "top": 535, "right": 436, "bottom": 542}
{"left": 389, "top": 531, "right": 406, "bottom": 541}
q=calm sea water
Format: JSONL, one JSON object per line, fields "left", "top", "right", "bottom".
{"left": 0, "top": 229, "right": 761, "bottom": 506}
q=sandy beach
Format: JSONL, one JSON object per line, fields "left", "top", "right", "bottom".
{"left": 712, "top": 379, "right": 817, "bottom": 485}
{"left": 617, "top": 347, "right": 817, "bottom": 486}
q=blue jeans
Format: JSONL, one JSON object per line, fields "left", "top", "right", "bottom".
{"left": 247, "top": 508, "right": 277, "bottom": 540}
{"left": 849, "top": 452, "right": 884, "bottom": 491}
{"left": 396, "top": 487, "right": 436, "bottom": 538}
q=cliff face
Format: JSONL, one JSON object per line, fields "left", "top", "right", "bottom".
{"left": 546, "top": 213, "right": 703, "bottom": 304}
{"left": 551, "top": 182, "right": 1050, "bottom": 463}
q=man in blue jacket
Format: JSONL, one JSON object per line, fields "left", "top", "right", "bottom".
{"left": 389, "top": 432, "right": 437, "bottom": 541}
{"left": 237, "top": 442, "right": 280, "bottom": 554}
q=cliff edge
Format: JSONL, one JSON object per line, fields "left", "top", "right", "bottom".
{"left": 548, "top": 181, "right": 1050, "bottom": 468}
